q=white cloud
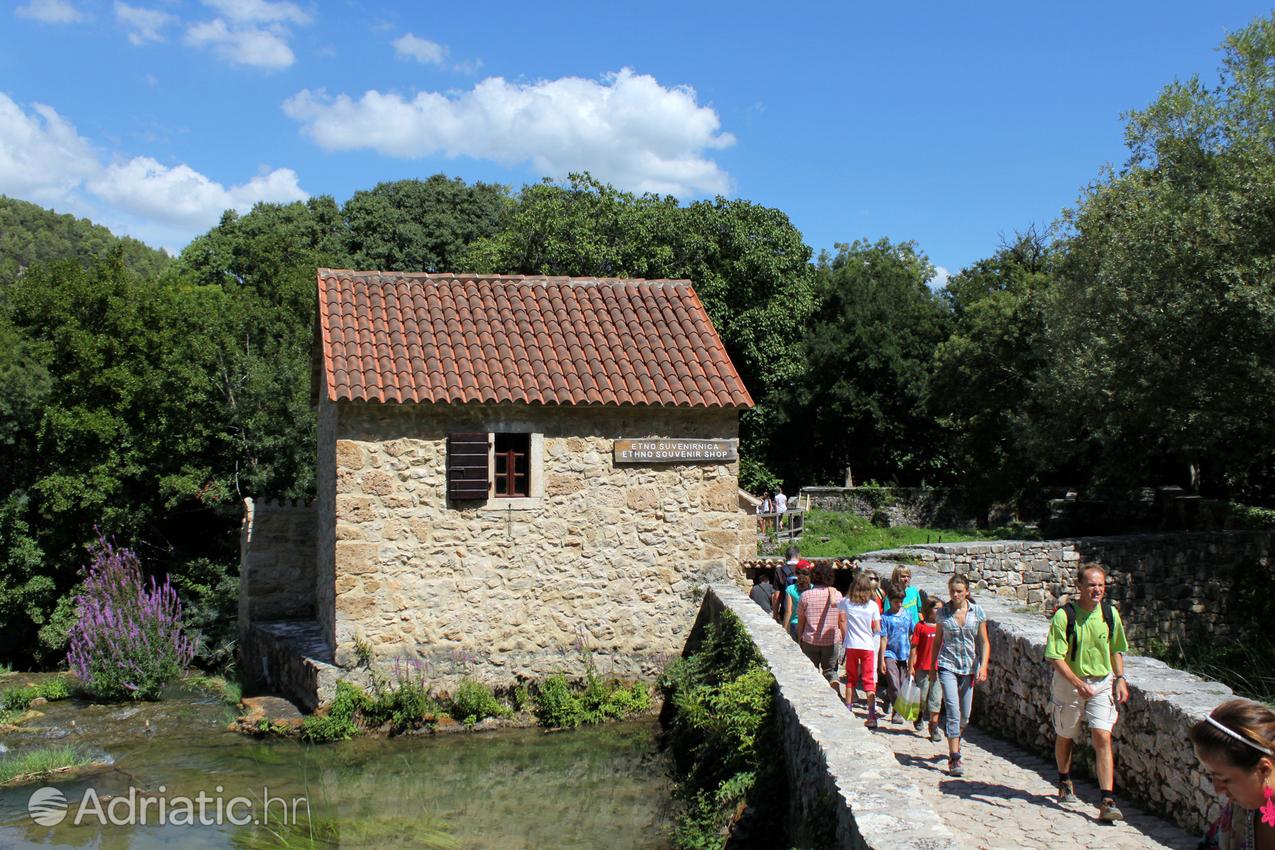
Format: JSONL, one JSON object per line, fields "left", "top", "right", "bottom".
{"left": 0, "top": 94, "right": 309, "bottom": 247}
{"left": 185, "top": 18, "right": 295, "bottom": 68}
{"left": 393, "top": 33, "right": 445, "bottom": 65}
{"left": 927, "top": 266, "right": 951, "bottom": 291}
{"left": 203, "top": 0, "right": 309, "bottom": 25}
{"left": 115, "top": 1, "right": 175, "bottom": 44}
{"left": 283, "top": 68, "right": 735, "bottom": 196}
{"left": 87, "top": 158, "right": 307, "bottom": 229}
{"left": 15, "top": 0, "right": 83, "bottom": 23}
{"left": 0, "top": 94, "right": 99, "bottom": 203}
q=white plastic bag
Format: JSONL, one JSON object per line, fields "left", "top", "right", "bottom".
{"left": 893, "top": 676, "right": 921, "bottom": 722}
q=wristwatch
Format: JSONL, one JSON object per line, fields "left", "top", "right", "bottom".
{"left": 1114, "top": 675, "right": 1126, "bottom": 681}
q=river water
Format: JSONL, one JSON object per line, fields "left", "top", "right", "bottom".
{"left": 0, "top": 681, "right": 674, "bottom": 849}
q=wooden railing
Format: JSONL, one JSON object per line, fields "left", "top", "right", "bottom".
{"left": 755, "top": 509, "right": 804, "bottom": 540}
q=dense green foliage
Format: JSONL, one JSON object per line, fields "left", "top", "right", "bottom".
{"left": 661, "top": 612, "right": 782, "bottom": 849}
{"left": 0, "top": 196, "right": 170, "bottom": 285}
{"left": 1, "top": 676, "right": 71, "bottom": 711}
{"left": 3, "top": 14, "right": 1275, "bottom": 671}
{"left": 531, "top": 673, "right": 651, "bottom": 729}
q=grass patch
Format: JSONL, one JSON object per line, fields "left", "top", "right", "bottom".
{"left": 772, "top": 509, "right": 1035, "bottom": 557}
{"left": 447, "top": 677, "right": 510, "bottom": 726}
{"left": 186, "top": 674, "right": 243, "bottom": 704}
{"left": 1, "top": 677, "right": 73, "bottom": 711}
{"left": 0, "top": 746, "right": 92, "bottom": 785}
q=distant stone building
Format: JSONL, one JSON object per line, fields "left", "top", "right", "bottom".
{"left": 240, "top": 270, "right": 755, "bottom": 708}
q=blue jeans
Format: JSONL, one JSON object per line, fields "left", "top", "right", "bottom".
{"left": 939, "top": 668, "right": 974, "bottom": 740}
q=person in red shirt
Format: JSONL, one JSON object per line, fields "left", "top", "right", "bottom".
{"left": 909, "top": 598, "right": 944, "bottom": 742}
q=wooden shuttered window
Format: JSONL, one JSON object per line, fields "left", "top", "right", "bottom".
{"left": 446, "top": 432, "right": 490, "bottom": 501}
{"left": 493, "top": 433, "right": 530, "bottom": 497}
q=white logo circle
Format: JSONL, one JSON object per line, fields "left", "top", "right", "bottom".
{"left": 28, "top": 786, "right": 68, "bottom": 827}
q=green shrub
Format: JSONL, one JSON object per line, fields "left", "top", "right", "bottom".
{"left": 2, "top": 678, "right": 73, "bottom": 712}
{"left": 448, "top": 677, "right": 508, "bottom": 723}
{"left": 366, "top": 672, "right": 441, "bottom": 733}
{"left": 532, "top": 673, "right": 651, "bottom": 729}
{"left": 299, "top": 681, "right": 368, "bottom": 744}
{"left": 661, "top": 612, "right": 784, "bottom": 850}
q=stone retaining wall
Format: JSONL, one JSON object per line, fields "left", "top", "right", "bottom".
{"left": 238, "top": 497, "right": 317, "bottom": 649}
{"left": 900, "top": 531, "right": 1272, "bottom": 645}
{"left": 901, "top": 562, "right": 1233, "bottom": 835}
{"left": 691, "top": 583, "right": 959, "bottom": 850}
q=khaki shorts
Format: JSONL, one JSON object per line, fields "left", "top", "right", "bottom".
{"left": 1050, "top": 669, "right": 1118, "bottom": 738}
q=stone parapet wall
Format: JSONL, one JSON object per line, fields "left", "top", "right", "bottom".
{"left": 242, "top": 621, "right": 340, "bottom": 712}
{"left": 901, "top": 563, "right": 1232, "bottom": 835}
{"left": 238, "top": 497, "right": 317, "bottom": 650}
{"left": 328, "top": 402, "right": 753, "bottom": 689}
{"left": 896, "top": 531, "right": 1272, "bottom": 644}
{"left": 692, "top": 583, "right": 959, "bottom": 850}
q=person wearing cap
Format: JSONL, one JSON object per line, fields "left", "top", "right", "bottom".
{"left": 1044, "top": 562, "right": 1130, "bottom": 822}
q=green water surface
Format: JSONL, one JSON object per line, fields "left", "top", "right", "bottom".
{"left": 0, "top": 682, "right": 673, "bottom": 849}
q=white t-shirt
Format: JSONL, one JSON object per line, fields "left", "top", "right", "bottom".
{"left": 840, "top": 599, "right": 880, "bottom": 651}
{"left": 774, "top": 492, "right": 788, "bottom": 513}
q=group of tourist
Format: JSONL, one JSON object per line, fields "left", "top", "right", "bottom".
{"left": 754, "top": 488, "right": 787, "bottom": 534}
{"left": 750, "top": 550, "right": 1275, "bottom": 841}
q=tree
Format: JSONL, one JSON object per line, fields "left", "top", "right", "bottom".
{"left": 776, "top": 239, "right": 949, "bottom": 487}
{"left": 1044, "top": 13, "right": 1275, "bottom": 499}
{"left": 926, "top": 232, "right": 1054, "bottom": 511}
{"left": 344, "top": 176, "right": 510, "bottom": 273}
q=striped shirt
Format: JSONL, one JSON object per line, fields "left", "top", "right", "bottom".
{"left": 936, "top": 602, "right": 987, "bottom": 675}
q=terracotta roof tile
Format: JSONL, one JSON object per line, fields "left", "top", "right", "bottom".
{"left": 316, "top": 270, "right": 753, "bottom": 408}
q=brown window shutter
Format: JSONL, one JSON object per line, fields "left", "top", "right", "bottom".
{"left": 447, "top": 432, "right": 490, "bottom": 501}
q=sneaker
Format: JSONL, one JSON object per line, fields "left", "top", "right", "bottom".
{"left": 865, "top": 716, "right": 878, "bottom": 730}
{"left": 929, "top": 727, "right": 943, "bottom": 743}
{"left": 1098, "top": 798, "right": 1124, "bottom": 822}
{"left": 1058, "top": 780, "right": 1079, "bottom": 804}
{"left": 948, "top": 754, "right": 963, "bottom": 777}
{"left": 890, "top": 712, "right": 902, "bottom": 724}
{"left": 913, "top": 719, "right": 923, "bottom": 731}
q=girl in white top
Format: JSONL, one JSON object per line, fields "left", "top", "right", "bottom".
{"left": 839, "top": 573, "right": 884, "bottom": 728}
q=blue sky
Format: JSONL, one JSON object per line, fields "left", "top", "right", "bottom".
{"left": 2, "top": 0, "right": 1271, "bottom": 281}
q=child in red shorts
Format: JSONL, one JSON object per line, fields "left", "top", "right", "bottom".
{"left": 839, "top": 572, "right": 883, "bottom": 728}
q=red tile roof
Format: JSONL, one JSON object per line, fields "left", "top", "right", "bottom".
{"left": 316, "top": 270, "right": 754, "bottom": 408}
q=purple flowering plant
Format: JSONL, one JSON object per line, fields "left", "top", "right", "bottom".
{"left": 66, "top": 535, "right": 196, "bottom": 701}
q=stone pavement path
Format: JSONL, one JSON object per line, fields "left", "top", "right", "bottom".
{"left": 849, "top": 705, "right": 1198, "bottom": 850}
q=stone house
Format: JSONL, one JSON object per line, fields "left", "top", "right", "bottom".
{"left": 240, "top": 270, "right": 755, "bottom": 708}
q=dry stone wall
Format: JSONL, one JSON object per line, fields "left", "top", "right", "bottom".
{"left": 901, "top": 532, "right": 1272, "bottom": 645}
{"left": 326, "top": 401, "right": 753, "bottom": 688}
{"left": 691, "top": 583, "right": 960, "bottom": 850}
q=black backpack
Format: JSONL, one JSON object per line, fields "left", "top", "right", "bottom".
{"left": 1056, "top": 599, "right": 1116, "bottom": 661}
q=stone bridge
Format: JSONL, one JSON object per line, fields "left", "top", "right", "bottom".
{"left": 694, "top": 542, "right": 1243, "bottom": 849}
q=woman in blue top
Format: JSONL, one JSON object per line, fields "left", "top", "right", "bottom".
{"left": 932, "top": 574, "right": 990, "bottom": 777}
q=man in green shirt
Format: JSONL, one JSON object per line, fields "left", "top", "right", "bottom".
{"left": 1044, "top": 562, "right": 1130, "bottom": 823}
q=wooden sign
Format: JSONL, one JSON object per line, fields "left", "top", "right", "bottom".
{"left": 613, "top": 438, "right": 737, "bottom": 464}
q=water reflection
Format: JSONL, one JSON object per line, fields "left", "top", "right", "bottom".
{"left": 0, "top": 684, "right": 672, "bottom": 849}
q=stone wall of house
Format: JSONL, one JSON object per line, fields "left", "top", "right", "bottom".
{"left": 900, "top": 563, "right": 1235, "bottom": 835}
{"left": 690, "top": 583, "right": 959, "bottom": 850}
{"left": 900, "top": 532, "right": 1272, "bottom": 645}
{"left": 238, "top": 497, "right": 317, "bottom": 648}
{"left": 328, "top": 402, "right": 754, "bottom": 688}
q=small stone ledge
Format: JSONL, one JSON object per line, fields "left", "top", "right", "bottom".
{"left": 243, "top": 620, "right": 340, "bottom": 713}
{"left": 697, "top": 583, "right": 959, "bottom": 850}
{"left": 898, "top": 562, "right": 1232, "bottom": 835}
